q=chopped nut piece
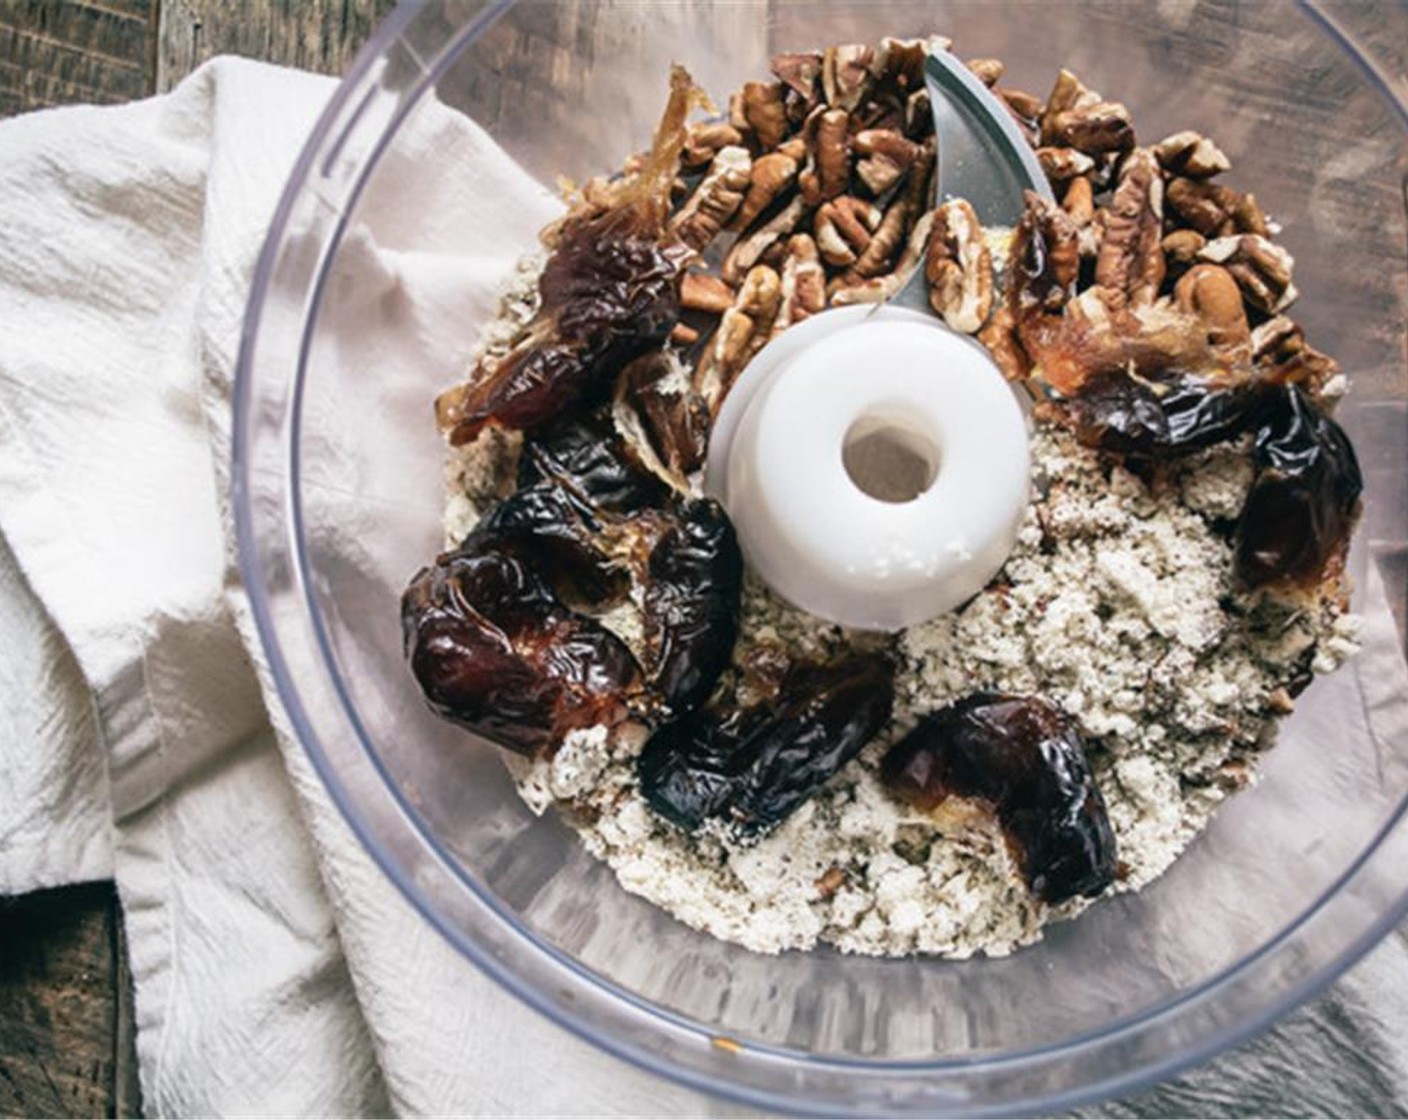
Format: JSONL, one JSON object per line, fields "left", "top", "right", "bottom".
{"left": 1152, "top": 130, "right": 1231, "bottom": 179}
{"left": 1038, "top": 146, "right": 1096, "bottom": 182}
{"left": 1165, "top": 177, "right": 1239, "bottom": 236}
{"left": 680, "top": 272, "right": 735, "bottom": 315}
{"left": 1043, "top": 100, "right": 1135, "bottom": 155}
{"left": 823, "top": 43, "right": 875, "bottom": 110}
{"left": 872, "top": 36, "right": 938, "bottom": 91}
{"left": 978, "top": 306, "right": 1032, "bottom": 382}
{"left": 799, "top": 108, "right": 851, "bottom": 203}
{"left": 1161, "top": 229, "right": 1207, "bottom": 271}
{"left": 1043, "top": 68, "right": 1099, "bottom": 119}
{"left": 682, "top": 121, "right": 744, "bottom": 170}
{"left": 695, "top": 265, "right": 782, "bottom": 412}
{"left": 722, "top": 195, "right": 808, "bottom": 284}
{"left": 904, "top": 88, "right": 932, "bottom": 138}
{"left": 925, "top": 198, "right": 995, "bottom": 332}
{"left": 832, "top": 210, "right": 936, "bottom": 305}
{"left": 998, "top": 87, "right": 1044, "bottom": 134}
{"left": 775, "top": 233, "right": 826, "bottom": 332}
{"left": 741, "top": 80, "right": 789, "bottom": 149}
{"left": 965, "top": 57, "right": 1005, "bottom": 87}
{"left": 771, "top": 51, "right": 823, "bottom": 104}
{"left": 1174, "top": 264, "right": 1251, "bottom": 349}
{"left": 842, "top": 137, "right": 934, "bottom": 280}
{"left": 1063, "top": 176, "right": 1096, "bottom": 227}
{"left": 670, "top": 323, "right": 700, "bottom": 346}
{"left": 1266, "top": 687, "right": 1296, "bottom": 714}
{"left": 815, "top": 866, "right": 847, "bottom": 899}
{"left": 1233, "top": 192, "right": 1270, "bottom": 237}
{"left": 732, "top": 147, "right": 802, "bottom": 231}
{"left": 671, "top": 146, "right": 752, "bottom": 249}
{"left": 1250, "top": 316, "right": 1338, "bottom": 391}
{"left": 852, "top": 128, "right": 921, "bottom": 196}
{"left": 1198, "top": 234, "right": 1298, "bottom": 313}
{"left": 1095, "top": 149, "right": 1165, "bottom": 308}
{"left": 814, "top": 196, "right": 882, "bottom": 267}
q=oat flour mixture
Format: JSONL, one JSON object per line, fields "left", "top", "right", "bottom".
{"left": 406, "top": 40, "right": 1362, "bottom": 957}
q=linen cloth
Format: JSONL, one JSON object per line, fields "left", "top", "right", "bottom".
{"left": 0, "top": 56, "right": 1405, "bottom": 1117}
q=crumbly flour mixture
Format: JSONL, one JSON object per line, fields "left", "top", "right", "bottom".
{"left": 442, "top": 261, "right": 1357, "bottom": 958}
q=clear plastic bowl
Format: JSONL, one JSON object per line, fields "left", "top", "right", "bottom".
{"left": 233, "top": 2, "right": 1408, "bottom": 1113}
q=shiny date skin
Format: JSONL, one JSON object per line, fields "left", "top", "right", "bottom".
{"left": 639, "top": 654, "right": 894, "bottom": 837}
{"left": 1236, "top": 384, "right": 1362, "bottom": 590}
{"left": 402, "top": 548, "right": 641, "bottom": 755}
{"left": 881, "top": 693, "right": 1117, "bottom": 905}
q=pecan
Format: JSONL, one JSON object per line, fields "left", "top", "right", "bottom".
{"left": 671, "top": 146, "right": 752, "bottom": 250}
{"left": 1009, "top": 190, "right": 1081, "bottom": 321}
{"left": 1160, "top": 229, "right": 1206, "bottom": 272}
{"left": 1095, "top": 149, "right": 1165, "bottom": 308}
{"left": 978, "top": 306, "right": 1032, "bottom": 382}
{"left": 722, "top": 194, "right": 807, "bottom": 284}
{"left": 695, "top": 264, "right": 782, "bottom": 412}
{"left": 999, "top": 87, "right": 1045, "bottom": 122}
{"left": 965, "top": 58, "right": 1005, "bottom": 87}
{"left": 681, "top": 121, "right": 744, "bottom": 171}
{"left": 1165, "top": 177, "right": 1239, "bottom": 236}
{"left": 871, "top": 36, "right": 938, "bottom": 92}
{"left": 680, "top": 272, "right": 735, "bottom": 315}
{"left": 1152, "top": 130, "right": 1230, "bottom": 180}
{"left": 1043, "top": 69, "right": 1100, "bottom": 119}
{"left": 728, "top": 91, "right": 751, "bottom": 136}
{"left": 925, "top": 198, "right": 995, "bottom": 332}
{"left": 822, "top": 44, "right": 875, "bottom": 111}
{"left": 843, "top": 137, "right": 934, "bottom": 280}
{"left": 1250, "top": 316, "right": 1338, "bottom": 391}
{"left": 904, "top": 89, "right": 932, "bottom": 139}
{"left": 774, "top": 233, "right": 827, "bottom": 332}
{"left": 1063, "top": 176, "right": 1096, "bottom": 227}
{"left": 1198, "top": 234, "right": 1297, "bottom": 313}
{"left": 1174, "top": 263, "right": 1250, "bottom": 348}
{"left": 1234, "top": 192, "right": 1270, "bottom": 236}
{"left": 732, "top": 146, "right": 803, "bottom": 231}
{"left": 771, "top": 51, "right": 823, "bottom": 105}
{"left": 1037, "top": 146, "right": 1096, "bottom": 182}
{"left": 670, "top": 323, "right": 700, "bottom": 346}
{"left": 1043, "top": 100, "right": 1134, "bottom": 156}
{"left": 815, "top": 866, "right": 847, "bottom": 899}
{"left": 814, "top": 196, "right": 882, "bottom": 267}
{"left": 832, "top": 210, "right": 937, "bottom": 306}
{"left": 741, "top": 81, "right": 789, "bottom": 150}
{"left": 853, "top": 128, "right": 921, "bottom": 195}
{"left": 799, "top": 108, "right": 851, "bottom": 204}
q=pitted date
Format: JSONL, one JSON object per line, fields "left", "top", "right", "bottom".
{"left": 881, "top": 694, "right": 1116, "bottom": 904}
{"left": 517, "top": 410, "right": 669, "bottom": 513}
{"left": 1068, "top": 372, "right": 1267, "bottom": 460}
{"left": 638, "top": 654, "right": 894, "bottom": 836}
{"left": 1235, "top": 385, "right": 1362, "bottom": 589}
{"left": 643, "top": 498, "right": 743, "bottom": 712}
{"left": 403, "top": 549, "right": 641, "bottom": 754}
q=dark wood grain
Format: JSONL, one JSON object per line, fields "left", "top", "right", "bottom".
{"left": 155, "top": 0, "right": 395, "bottom": 91}
{"left": 0, "top": 0, "right": 155, "bottom": 115}
{"left": 0, "top": 884, "right": 139, "bottom": 1119}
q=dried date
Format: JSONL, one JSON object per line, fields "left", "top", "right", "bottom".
{"left": 403, "top": 549, "right": 641, "bottom": 754}
{"left": 639, "top": 654, "right": 894, "bottom": 836}
{"left": 1235, "top": 385, "right": 1362, "bottom": 589}
{"left": 881, "top": 694, "right": 1117, "bottom": 905}
{"left": 1067, "top": 372, "right": 1268, "bottom": 461}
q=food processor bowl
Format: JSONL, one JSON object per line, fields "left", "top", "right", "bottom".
{"left": 233, "top": 2, "right": 1408, "bottom": 1113}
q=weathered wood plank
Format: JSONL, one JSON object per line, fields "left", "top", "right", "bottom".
{"left": 0, "top": 0, "right": 155, "bottom": 114}
{"left": 0, "top": 884, "right": 139, "bottom": 1119}
{"left": 155, "top": 0, "right": 396, "bottom": 91}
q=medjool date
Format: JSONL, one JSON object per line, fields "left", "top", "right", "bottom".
{"left": 1068, "top": 372, "right": 1268, "bottom": 460}
{"left": 403, "top": 548, "right": 641, "bottom": 754}
{"left": 517, "top": 410, "right": 669, "bottom": 513}
{"left": 1235, "top": 385, "right": 1362, "bottom": 589}
{"left": 643, "top": 498, "right": 744, "bottom": 712}
{"left": 436, "top": 68, "right": 704, "bottom": 445}
{"left": 639, "top": 654, "right": 894, "bottom": 836}
{"left": 881, "top": 694, "right": 1116, "bottom": 904}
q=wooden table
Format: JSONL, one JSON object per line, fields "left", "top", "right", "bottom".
{"left": 0, "top": 9, "right": 393, "bottom": 1114}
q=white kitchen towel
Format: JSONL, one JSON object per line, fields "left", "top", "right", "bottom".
{"left": 1, "top": 53, "right": 1407, "bottom": 1120}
